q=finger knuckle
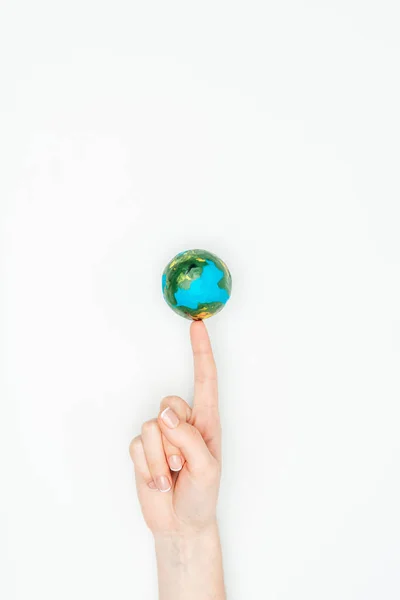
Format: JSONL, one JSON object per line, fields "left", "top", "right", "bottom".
{"left": 194, "top": 372, "right": 218, "bottom": 388}
{"left": 129, "top": 435, "right": 142, "bottom": 459}
{"left": 191, "top": 457, "right": 220, "bottom": 482}
{"left": 187, "top": 423, "right": 201, "bottom": 441}
{"left": 141, "top": 419, "right": 158, "bottom": 436}
{"left": 202, "top": 458, "right": 221, "bottom": 482}
{"left": 161, "top": 395, "right": 182, "bottom": 403}
{"left": 160, "top": 395, "right": 183, "bottom": 411}
{"left": 161, "top": 395, "right": 192, "bottom": 421}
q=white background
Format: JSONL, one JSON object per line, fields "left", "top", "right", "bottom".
{"left": 1, "top": 1, "right": 400, "bottom": 598}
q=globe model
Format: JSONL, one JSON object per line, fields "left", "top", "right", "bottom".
{"left": 162, "top": 249, "right": 232, "bottom": 320}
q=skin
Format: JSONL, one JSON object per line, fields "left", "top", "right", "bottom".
{"left": 129, "top": 320, "right": 226, "bottom": 600}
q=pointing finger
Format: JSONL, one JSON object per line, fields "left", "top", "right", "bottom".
{"left": 190, "top": 320, "right": 218, "bottom": 412}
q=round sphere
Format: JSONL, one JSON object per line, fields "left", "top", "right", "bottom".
{"left": 162, "top": 249, "right": 232, "bottom": 320}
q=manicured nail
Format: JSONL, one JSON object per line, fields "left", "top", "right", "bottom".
{"left": 155, "top": 475, "right": 171, "bottom": 493}
{"left": 161, "top": 407, "right": 179, "bottom": 428}
{"left": 169, "top": 454, "right": 183, "bottom": 472}
{"left": 148, "top": 480, "right": 157, "bottom": 489}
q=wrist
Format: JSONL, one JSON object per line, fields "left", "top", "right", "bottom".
{"left": 154, "top": 521, "right": 225, "bottom": 599}
{"left": 154, "top": 520, "right": 221, "bottom": 568}
{"left": 154, "top": 519, "right": 219, "bottom": 548}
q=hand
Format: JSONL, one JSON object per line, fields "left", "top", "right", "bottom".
{"left": 129, "top": 320, "right": 222, "bottom": 536}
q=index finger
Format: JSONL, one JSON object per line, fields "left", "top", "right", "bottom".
{"left": 190, "top": 320, "right": 218, "bottom": 411}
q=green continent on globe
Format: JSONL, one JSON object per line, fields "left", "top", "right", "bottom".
{"left": 162, "top": 249, "right": 232, "bottom": 320}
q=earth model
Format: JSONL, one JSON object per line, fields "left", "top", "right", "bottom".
{"left": 162, "top": 249, "right": 232, "bottom": 320}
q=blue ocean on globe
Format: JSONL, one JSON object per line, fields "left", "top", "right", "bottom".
{"left": 174, "top": 260, "right": 229, "bottom": 309}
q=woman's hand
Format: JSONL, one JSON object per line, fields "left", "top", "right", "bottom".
{"left": 129, "top": 320, "right": 226, "bottom": 599}
{"left": 129, "top": 320, "right": 221, "bottom": 536}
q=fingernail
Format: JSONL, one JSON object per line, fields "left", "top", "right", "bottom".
{"left": 148, "top": 480, "right": 157, "bottom": 489}
{"left": 161, "top": 407, "right": 179, "bottom": 429}
{"left": 169, "top": 455, "right": 183, "bottom": 472}
{"left": 155, "top": 475, "right": 171, "bottom": 493}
